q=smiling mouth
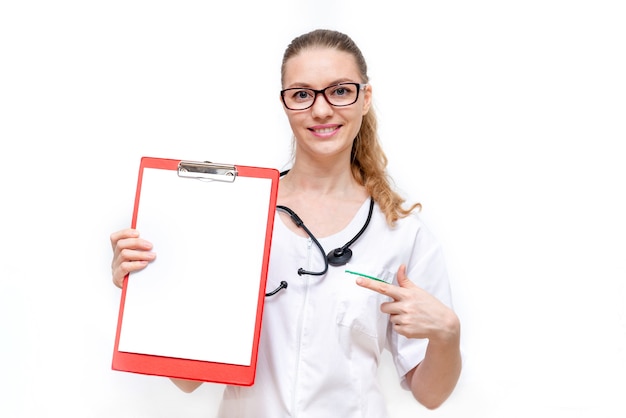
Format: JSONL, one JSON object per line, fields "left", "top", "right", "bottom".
{"left": 310, "top": 126, "right": 339, "bottom": 134}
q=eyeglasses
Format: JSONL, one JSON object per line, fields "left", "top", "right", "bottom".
{"left": 280, "top": 82, "right": 367, "bottom": 111}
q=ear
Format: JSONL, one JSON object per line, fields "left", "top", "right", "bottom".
{"left": 362, "top": 84, "right": 372, "bottom": 115}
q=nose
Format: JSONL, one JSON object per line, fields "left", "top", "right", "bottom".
{"left": 310, "top": 91, "right": 334, "bottom": 118}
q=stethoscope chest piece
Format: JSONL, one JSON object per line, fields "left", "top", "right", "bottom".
{"left": 326, "top": 248, "right": 353, "bottom": 266}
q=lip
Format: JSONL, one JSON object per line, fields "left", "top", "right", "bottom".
{"left": 308, "top": 124, "right": 341, "bottom": 138}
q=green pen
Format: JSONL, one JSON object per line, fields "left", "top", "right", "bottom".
{"left": 345, "top": 269, "right": 387, "bottom": 283}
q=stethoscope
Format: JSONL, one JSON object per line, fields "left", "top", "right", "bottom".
{"left": 265, "top": 170, "right": 375, "bottom": 297}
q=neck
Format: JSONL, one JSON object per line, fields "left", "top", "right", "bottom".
{"left": 281, "top": 162, "right": 358, "bottom": 197}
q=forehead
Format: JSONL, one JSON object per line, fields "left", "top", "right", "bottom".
{"left": 282, "top": 47, "right": 361, "bottom": 88}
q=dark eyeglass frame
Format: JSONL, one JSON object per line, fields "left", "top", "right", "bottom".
{"left": 280, "top": 82, "right": 367, "bottom": 111}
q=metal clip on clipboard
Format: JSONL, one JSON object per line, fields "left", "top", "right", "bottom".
{"left": 177, "top": 161, "right": 237, "bottom": 182}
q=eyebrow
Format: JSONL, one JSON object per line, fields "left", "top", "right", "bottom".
{"left": 284, "top": 79, "right": 359, "bottom": 89}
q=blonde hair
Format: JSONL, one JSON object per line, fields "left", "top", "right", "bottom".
{"left": 281, "top": 29, "right": 420, "bottom": 225}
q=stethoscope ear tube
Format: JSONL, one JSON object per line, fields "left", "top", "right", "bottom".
{"left": 265, "top": 281, "right": 288, "bottom": 297}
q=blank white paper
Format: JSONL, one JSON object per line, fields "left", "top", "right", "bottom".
{"left": 118, "top": 167, "right": 273, "bottom": 366}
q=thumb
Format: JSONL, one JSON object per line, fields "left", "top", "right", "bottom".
{"left": 396, "top": 264, "right": 416, "bottom": 289}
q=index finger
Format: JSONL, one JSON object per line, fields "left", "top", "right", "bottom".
{"left": 110, "top": 228, "right": 140, "bottom": 249}
{"left": 354, "top": 276, "right": 404, "bottom": 300}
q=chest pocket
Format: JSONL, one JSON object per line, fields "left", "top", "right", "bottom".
{"left": 335, "top": 264, "right": 394, "bottom": 342}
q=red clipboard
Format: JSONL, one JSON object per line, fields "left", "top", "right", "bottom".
{"left": 112, "top": 156, "right": 279, "bottom": 386}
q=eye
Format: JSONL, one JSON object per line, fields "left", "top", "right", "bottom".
{"left": 329, "top": 84, "right": 354, "bottom": 97}
{"left": 290, "top": 89, "right": 313, "bottom": 102}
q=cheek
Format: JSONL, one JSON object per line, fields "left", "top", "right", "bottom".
{"left": 284, "top": 112, "right": 301, "bottom": 130}
{"left": 348, "top": 109, "right": 366, "bottom": 131}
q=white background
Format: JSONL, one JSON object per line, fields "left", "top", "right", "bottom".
{"left": 1, "top": 1, "right": 625, "bottom": 417}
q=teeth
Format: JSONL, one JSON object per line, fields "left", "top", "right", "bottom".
{"left": 314, "top": 127, "right": 335, "bottom": 133}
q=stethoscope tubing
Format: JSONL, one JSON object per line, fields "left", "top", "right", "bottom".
{"left": 265, "top": 178, "right": 374, "bottom": 296}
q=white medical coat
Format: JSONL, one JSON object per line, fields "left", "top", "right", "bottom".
{"left": 217, "top": 199, "right": 454, "bottom": 417}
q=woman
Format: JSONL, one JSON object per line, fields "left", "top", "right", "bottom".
{"left": 110, "top": 29, "right": 461, "bottom": 417}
